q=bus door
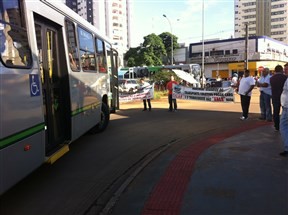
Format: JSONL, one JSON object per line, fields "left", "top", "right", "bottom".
{"left": 112, "top": 48, "right": 119, "bottom": 110}
{"left": 108, "top": 47, "right": 119, "bottom": 112}
{"left": 34, "top": 17, "right": 70, "bottom": 154}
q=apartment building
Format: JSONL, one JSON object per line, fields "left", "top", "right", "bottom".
{"left": 65, "top": 0, "right": 132, "bottom": 66}
{"left": 234, "top": 0, "right": 288, "bottom": 44}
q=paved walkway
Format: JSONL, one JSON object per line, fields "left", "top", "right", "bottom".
{"left": 111, "top": 122, "right": 288, "bottom": 215}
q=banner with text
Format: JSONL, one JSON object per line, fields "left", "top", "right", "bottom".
{"left": 172, "top": 84, "right": 235, "bottom": 102}
{"left": 119, "top": 83, "right": 154, "bottom": 103}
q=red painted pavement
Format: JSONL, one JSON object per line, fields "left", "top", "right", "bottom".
{"left": 141, "top": 121, "right": 269, "bottom": 215}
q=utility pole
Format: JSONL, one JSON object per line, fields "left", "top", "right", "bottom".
{"left": 244, "top": 23, "right": 249, "bottom": 70}
{"left": 201, "top": 0, "right": 205, "bottom": 88}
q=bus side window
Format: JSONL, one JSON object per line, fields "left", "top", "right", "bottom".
{"left": 65, "top": 20, "right": 80, "bottom": 71}
{"left": 78, "top": 27, "right": 96, "bottom": 72}
{"left": 96, "top": 38, "right": 107, "bottom": 73}
{"left": 0, "top": 9, "right": 32, "bottom": 67}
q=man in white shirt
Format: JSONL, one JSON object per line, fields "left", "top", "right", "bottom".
{"left": 257, "top": 67, "right": 272, "bottom": 121}
{"left": 279, "top": 63, "right": 288, "bottom": 157}
{"left": 238, "top": 69, "right": 255, "bottom": 120}
{"left": 231, "top": 73, "right": 238, "bottom": 87}
{"left": 140, "top": 78, "right": 152, "bottom": 111}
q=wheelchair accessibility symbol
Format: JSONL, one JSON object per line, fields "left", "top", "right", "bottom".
{"left": 29, "top": 74, "right": 40, "bottom": 97}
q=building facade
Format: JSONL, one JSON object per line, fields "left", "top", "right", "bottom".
{"left": 65, "top": 0, "right": 132, "bottom": 67}
{"left": 174, "top": 43, "right": 189, "bottom": 64}
{"left": 189, "top": 36, "right": 288, "bottom": 78}
{"left": 234, "top": 0, "right": 288, "bottom": 44}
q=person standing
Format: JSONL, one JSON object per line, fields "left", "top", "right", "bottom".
{"left": 257, "top": 67, "right": 272, "bottom": 122}
{"left": 270, "top": 65, "right": 287, "bottom": 131}
{"left": 231, "top": 73, "right": 238, "bottom": 87}
{"left": 279, "top": 63, "right": 288, "bottom": 157}
{"left": 166, "top": 75, "right": 178, "bottom": 112}
{"left": 238, "top": 69, "right": 255, "bottom": 120}
{"left": 139, "top": 78, "right": 152, "bottom": 111}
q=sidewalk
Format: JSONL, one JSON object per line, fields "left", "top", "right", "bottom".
{"left": 111, "top": 123, "right": 288, "bottom": 215}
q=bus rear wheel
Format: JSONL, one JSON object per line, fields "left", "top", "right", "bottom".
{"left": 89, "top": 103, "right": 110, "bottom": 133}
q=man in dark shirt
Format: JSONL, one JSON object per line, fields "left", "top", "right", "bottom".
{"left": 270, "top": 64, "right": 287, "bottom": 131}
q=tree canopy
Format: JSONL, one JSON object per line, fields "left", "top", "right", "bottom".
{"left": 151, "top": 69, "right": 181, "bottom": 85}
{"left": 124, "top": 32, "right": 178, "bottom": 67}
{"left": 159, "top": 32, "right": 178, "bottom": 62}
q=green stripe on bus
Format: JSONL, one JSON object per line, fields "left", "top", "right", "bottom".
{"left": 0, "top": 123, "right": 45, "bottom": 149}
{"left": 71, "top": 102, "right": 101, "bottom": 116}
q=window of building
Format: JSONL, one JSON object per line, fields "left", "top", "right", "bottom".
{"left": 210, "top": 50, "right": 224, "bottom": 56}
{"left": 191, "top": 52, "right": 202, "bottom": 58}
{"left": 271, "top": 4, "right": 285, "bottom": 9}
{"left": 271, "top": 11, "right": 285, "bottom": 15}
{"left": 243, "top": 2, "right": 256, "bottom": 6}
{"left": 243, "top": 8, "right": 256, "bottom": 13}
{"left": 271, "top": 24, "right": 286, "bottom": 29}
{"left": 271, "top": 17, "right": 285, "bottom": 22}
{"left": 249, "top": 27, "right": 256, "bottom": 31}
{"left": 271, "top": 30, "right": 286, "bottom": 35}
{"left": 243, "top": 15, "right": 256, "bottom": 19}
{"left": 232, "top": 49, "right": 238, "bottom": 54}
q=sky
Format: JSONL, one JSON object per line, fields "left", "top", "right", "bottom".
{"left": 131, "top": 0, "right": 235, "bottom": 47}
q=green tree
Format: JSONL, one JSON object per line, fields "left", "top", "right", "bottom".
{"left": 124, "top": 32, "right": 178, "bottom": 67}
{"left": 159, "top": 32, "right": 179, "bottom": 64}
{"left": 123, "top": 47, "right": 141, "bottom": 67}
{"left": 124, "top": 34, "right": 165, "bottom": 67}
{"left": 151, "top": 69, "right": 181, "bottom": 86}
{"left": 139, "top": 33, "right": 167, "bottom": 66}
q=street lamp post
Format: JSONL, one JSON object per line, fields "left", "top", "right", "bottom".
{"left": 163, "top": 14, "right": 173, "bottom": 65}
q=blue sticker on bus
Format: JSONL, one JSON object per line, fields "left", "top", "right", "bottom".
{"left": 29, "top": 74, "right": 40, "bottom": 96}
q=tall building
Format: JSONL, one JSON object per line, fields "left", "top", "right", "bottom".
{"left": 234, "top": 0, "right": 288, "bottom": 44}
{"left": 65, "top": 0, "right": 132, "bottom": 66}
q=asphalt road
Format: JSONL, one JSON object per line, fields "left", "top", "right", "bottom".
{"left": 0, "top": 91, "right": 262, "bottom": 215}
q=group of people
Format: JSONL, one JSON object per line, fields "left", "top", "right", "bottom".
{"left": 236, "top": 63, "right": 288, "bottom": 157}
{"left": 140, "top": 66, "right": 288, "bottom": 157}
{"left": 140, "top": 75, "right": 178, "bottom": 112}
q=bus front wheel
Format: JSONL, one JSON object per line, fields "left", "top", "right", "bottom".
{"left": 89, "top": 103, "right": 110, "bottom": 133}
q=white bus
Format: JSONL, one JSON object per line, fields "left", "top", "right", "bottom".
{"left": 119, "top": 64, "right": 202, "bottom": 80}
{"left": 163, "top": 64, "right": 201, "bottom": 76}
{"left": 0, "top": 0, "right": 118, "bottom": 195}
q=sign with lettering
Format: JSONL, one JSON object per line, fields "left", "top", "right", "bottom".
{"left": 119, "top": 83, "right": 154, "bottom": 103}
{"left": 172, "top": 84, "right": 235, "bottom": 102}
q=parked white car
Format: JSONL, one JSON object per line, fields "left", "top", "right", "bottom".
{"left": 118, "top": 79, "right": 139, "bottom": 93}
{"left": 205, "top": 78, "right": 217, "bottom": 87}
